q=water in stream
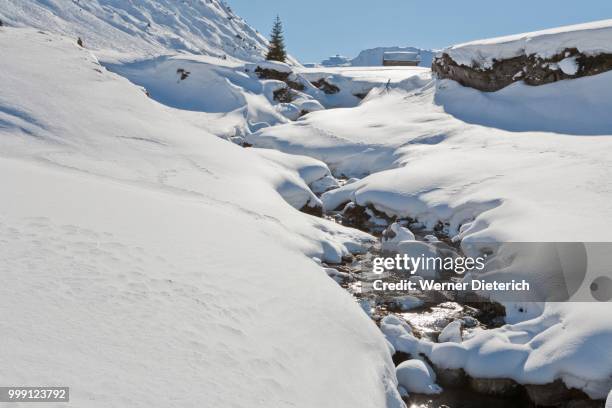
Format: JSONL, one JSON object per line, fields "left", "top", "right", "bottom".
{"left": 311, "top": 178, "right": 602, "bottom": 408}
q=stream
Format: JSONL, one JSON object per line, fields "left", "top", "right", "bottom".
{"left": 301, "top": 172, "right": 601, "bottom": 408}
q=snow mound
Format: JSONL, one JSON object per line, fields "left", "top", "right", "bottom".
{"left": 395, "top": 360, "right": 442, "bottom": 395}
{"left": 381, "top": 222, "right": 416, "bottom": 252}
{"left": 438, "top": 320, "right": 462, "bottom": 343}
{"left": 445, "top": 19, "right": 612, "bottom": 68}
{"left": 0, "top": 0, "right": 270, "bottom": 63}
{"left": 383, "top": 303, "right": 612, "bottom": 399}
{"left": 434, "top": 72, "right": 612, "bottom": 135}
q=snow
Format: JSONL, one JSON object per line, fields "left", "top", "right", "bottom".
{"left": 0, "top": 27, "right": 404, "bottom": 408}
{"left": 384, "top": 303, "right": 612, "bottom": 399}
{"left": 438, "top": 321, "right": 462, "bottom": 343}
{"left": 607, "top": 390, "right": 612, "bottom": 408}
{"left": 395, "top": 360, "right": 442, "bottom": 395}
{"left": 444, "top": 19, "right": 612, "bottom": 68}
{"left": 381, "top": 222, "right": 416, "bottom": 252}
{"left": 342, "top": 46, "right": 436, "bottom": 68}
{"left": 248, "top": 60, "right": 294, "bottom": 73}
{"left": 246, "top": 23, "right": 612, "bottom": 399}
{"left": 293, "top": 65, "right": 431, "bottom": 108}
{"left": 558, "top": 56, "right": 579, "bottom": 75}
{"left": 383, "top": 51, "right": 420, "bottom": 62}
{"left": 0, "top": 0, "right": 274, "bottom": 63}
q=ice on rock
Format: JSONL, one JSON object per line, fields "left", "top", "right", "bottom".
{"left": 396, "top": 359, "right": 442, "bottom": 395}
{"left": 390, "top": 295, "right": 424, "bottom": 312}
{"left": 558, "top": 57, "right": 579, "bottom": 75}
{"left": 381, "top": 222, "right": 416, "bottom": 252}
{"left": 438, "top": 320, "right": 462, "bottom": 343}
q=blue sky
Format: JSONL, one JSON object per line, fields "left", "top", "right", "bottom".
{"left": 227, "top": 0, "right": 612, "bottom": 62}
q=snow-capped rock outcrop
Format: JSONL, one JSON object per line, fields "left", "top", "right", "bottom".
{"left": 433, "top": 19, "right": 612, "bottom": 91}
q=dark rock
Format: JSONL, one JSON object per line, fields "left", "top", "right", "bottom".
{"left": 299, "top": 202, "right": 323, "bottom": 217}
{"left": 525, "top": 380, "right": 592, "bottom": 407}
{"left": 392, "top": 351, "right": 412, "bottom": 366}
{"left": 255, "top": 67, "right": 305, "bottom": 91}
{"left": 432, "top": 48, "right": 612, "bottom": 92}
{"left": 340, "top": 202, "right": 392, "bottom": 233}
{"left": 435, "top": 368, "right": 469, "bottom": 388}
{"left": 353, "top": 92, "right": 369, "bottom": 99}
{"left": 273, "top": 87, "right": 296, "bottom": 103}
{"left": 469, "top": 377, "right": 521, "bottom": 396}
{"left": 565, "top": 399, "right": 606, "bottom": 408}
{"left": 311, "top": 78, "right": 340, "bottom": 94}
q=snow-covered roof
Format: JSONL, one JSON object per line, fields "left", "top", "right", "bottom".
{"left": 383, "top": 51, "right": 421, "bottom": 62}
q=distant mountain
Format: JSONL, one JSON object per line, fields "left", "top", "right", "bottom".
{"left": 320, "top": 54, "right": 351, "bottom": 67}
{"left": 320, "top": 46, "right": 437, "bottom": 68}
{"left": 0, "top": 0, "right": 270, "bottom": 62}
{"left": 351, "top": 46, "right": 435, "bottom": 68}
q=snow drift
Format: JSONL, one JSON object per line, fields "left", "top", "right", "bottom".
{"left": 0, "top": 27, "right": 404, "bottom": 408}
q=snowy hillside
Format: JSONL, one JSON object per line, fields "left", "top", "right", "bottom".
{"left": 0, "top": 27, "right": 404, "bottom": 408}
{"left": 0, "top": 0, "right": 270, "bottom": 62}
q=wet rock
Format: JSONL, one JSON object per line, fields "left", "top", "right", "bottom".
{"left": 392, "top": 350, "right": 412, "bottom": 366}
{"left": 469, "top": 377, "right": 521, "bottom": 396}
{"left": 525, "top": 380, "right": 591, "bottom": 407}
{"left": 566, "top": 399, "right": 607, "bottom": 408}
{"left": 461, "top": 316, "right": 479, "bottom": 328}
{"left": 434, "top": 367, "right": 468, "bottom": 388}
{"left": 433, "top": 48, "right": 612, "bottom": 92}
{"left": 388, "top": 295, "right": 424, "bottom": 312}
{"left": 339, "top": 202, "right": 392, "bottom": 233}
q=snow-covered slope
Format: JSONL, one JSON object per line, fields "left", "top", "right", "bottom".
{"left": 0, "top": 0, "right": 270, "bottom": 62}
{"left": 0, "top": 27, "right": 404, "bottom": 408}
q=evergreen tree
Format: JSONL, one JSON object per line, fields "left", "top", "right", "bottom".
{"left": 266, "top": 15, "right": 287, "bottom": 62}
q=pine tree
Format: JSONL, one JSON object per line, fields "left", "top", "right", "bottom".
{"left": 266, "top": 15, "right": 287, "bottom": 62}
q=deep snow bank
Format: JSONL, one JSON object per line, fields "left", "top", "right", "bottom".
{"left": 0, "top": 28, "right": 404, "bottom": 408}
{"left": 433, "top": 19, "right": 612, "bottom": 91}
